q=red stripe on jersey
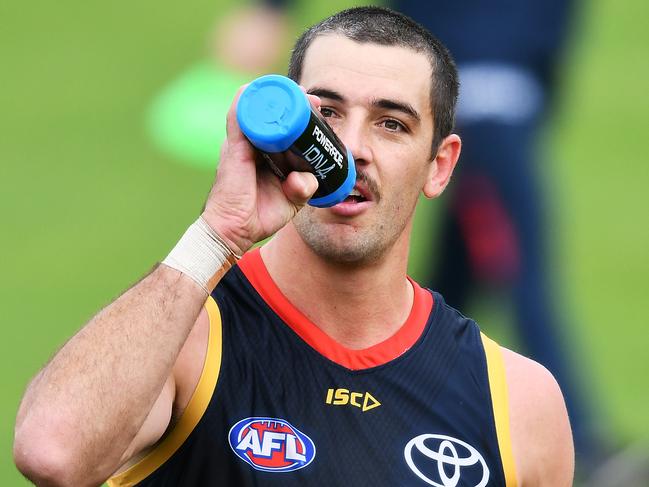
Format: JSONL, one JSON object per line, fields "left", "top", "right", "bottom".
{"left": 238, "top": 248, "right": 433, "bottom": 370}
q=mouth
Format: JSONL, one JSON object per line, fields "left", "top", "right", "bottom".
{"left": 328, "top": 182, "right": 374, "bottom": 217}
{"left": 346, "top": 178, "right": 376, "bottom": 202}
{"left": 343, "top": 187, "right": 369, "bottom": 204}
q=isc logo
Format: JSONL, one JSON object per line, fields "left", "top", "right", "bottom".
{"left": 325, "top": 388, "right": 381, "bottom": 412}
{"left": 228, "top": 417, "right": 316, "bottom": 472}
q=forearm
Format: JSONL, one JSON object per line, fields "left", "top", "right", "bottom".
{"left": 14, "top": 265, "right": 206, "bottom": 485}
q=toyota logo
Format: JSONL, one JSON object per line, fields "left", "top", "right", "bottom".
{"left": 404, "top": 434, "right": 489, "bottom": 487}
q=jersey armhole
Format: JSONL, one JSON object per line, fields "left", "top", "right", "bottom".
{"left": 107, "top": 296, "right": 223, "bottom": 487}
{"left": 481, "top": 332, "right": 518, "bottom": 487}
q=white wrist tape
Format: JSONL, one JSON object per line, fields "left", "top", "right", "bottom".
{"left": 162, "top": 216, "right": 241, "bottom": 293}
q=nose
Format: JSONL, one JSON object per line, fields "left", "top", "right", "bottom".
{"left": 336, "top": 116, "right": 373, "bottom": 167}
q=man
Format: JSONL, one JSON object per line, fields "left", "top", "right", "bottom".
{"left": 14, "top": 7, "right": 573, "bottom": 486}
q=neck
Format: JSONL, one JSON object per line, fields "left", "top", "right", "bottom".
{"left": 261, "top": 223, "right": 414, "bottom": 350}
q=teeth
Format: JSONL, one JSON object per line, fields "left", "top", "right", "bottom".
{"left": 350, "top": 189, "right": 362, "bottom": 197}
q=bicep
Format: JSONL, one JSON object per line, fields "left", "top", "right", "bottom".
{"left": 112, "top": 307, "right": 210, "bottom": 475}
{"left": 113, "top": 375, "right": 175, "bottom": 474}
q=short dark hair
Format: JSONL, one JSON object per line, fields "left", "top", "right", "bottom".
{"left": 288, "top": 6, "right": 459, "bottom": 151}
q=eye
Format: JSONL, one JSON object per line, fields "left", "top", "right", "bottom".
{"left": 320, "top": 107, "right": 336, "bottom": 118}
{"left": 381, "top": 119, "right": 406, "bottom": 132}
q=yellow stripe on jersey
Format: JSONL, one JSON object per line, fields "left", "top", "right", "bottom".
{"left": 108, "top": 296, "right": 222, "bottom": 487}
{"left": 481, "top": 333, "right": 518, "bottom": 487}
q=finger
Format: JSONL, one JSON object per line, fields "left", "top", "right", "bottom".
{"left": 281, "top": 171, "right": 318, "bottom": 206}
{"left": 222, "top": 83, "right": 259, "bottom": 163}
{"left": 306, "top": 93, "right": 321, "bottom": 111}
{"left": 299, "top": 84, "right": 321, "bottom": 110}
{"left": 225, "top": 83, "right": 250, "bottom": 140}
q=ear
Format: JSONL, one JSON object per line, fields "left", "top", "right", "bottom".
{"left": 422, "top": 134, "right": 461, "bottom": 199}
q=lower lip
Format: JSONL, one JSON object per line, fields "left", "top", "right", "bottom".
{"left": 328, "top": 199, "right": 373, "bottom": 217}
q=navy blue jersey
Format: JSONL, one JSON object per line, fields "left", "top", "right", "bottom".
{"left": 109, "top": 248, "right": 517, "bottom": 486}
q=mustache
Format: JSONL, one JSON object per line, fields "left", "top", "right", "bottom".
{"left": 356, "top": 171, "right": 380, "bottom": 202}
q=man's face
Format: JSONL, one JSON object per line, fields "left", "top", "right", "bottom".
{"left": 293, "top": 34, "right": 437, "bottom": 264}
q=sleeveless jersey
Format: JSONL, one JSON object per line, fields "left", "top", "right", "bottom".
{"left": 109, "top": 248, "right": 517, "bottom": 486}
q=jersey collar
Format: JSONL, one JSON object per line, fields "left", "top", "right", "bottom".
{"left": 237, "top": 248, "right": 433, "bottom": 370}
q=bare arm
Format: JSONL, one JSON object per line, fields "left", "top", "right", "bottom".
{"left": 13, "top": 88, "right": 319, "bottom": 487}
{"left": 505, "top": 348, "right": 575, "bottom": 487}
{"left": 13, "top": 267, "right": 205, "bottom": 486}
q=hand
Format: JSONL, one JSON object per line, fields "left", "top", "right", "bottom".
{"left": 201, "top": 86, "right": 320, "bottom": 255}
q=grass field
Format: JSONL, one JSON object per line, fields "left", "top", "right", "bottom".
{"left": 2, "top": 0, "right": 648, "bottom": 484}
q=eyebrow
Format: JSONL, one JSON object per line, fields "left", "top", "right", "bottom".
{"left": 307, "top": 87, "right": 421, "bottom": 122}
{"left": 373, "top": 98, "right": 421, "bottom": 122}
{"left": 307, "top": 87, "right": 344, "bottom": 102}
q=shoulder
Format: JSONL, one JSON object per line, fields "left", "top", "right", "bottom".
{"left": 502, "top": 347, "right": 574, "bottom": 486}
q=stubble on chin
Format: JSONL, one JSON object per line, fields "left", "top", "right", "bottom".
{"left": 292, "top": 209, "right": 390, "bottom": 265}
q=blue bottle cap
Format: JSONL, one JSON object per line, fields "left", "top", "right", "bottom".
{"left": 236, "top": 75, "right": 311, "bottom": 153}
{"left": 308, "top": 150, "right": 357, "bottom": 208}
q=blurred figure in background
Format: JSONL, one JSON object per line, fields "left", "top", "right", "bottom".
{"left": 213, "top": 3, "right": 291, "bottom": 74}
{"left": 146, "top": 4, "right": 293, "bottom": 169}
{"left": 159, "top": 0, "right": 606, "bottom": 477}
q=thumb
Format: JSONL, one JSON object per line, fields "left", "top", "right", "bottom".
{"left": 281, "top": 171, "right": 319, "bottom": 206}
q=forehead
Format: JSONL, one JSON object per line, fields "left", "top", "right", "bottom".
{"left": 300, "top": 34, "right": 432, "bottom": 114}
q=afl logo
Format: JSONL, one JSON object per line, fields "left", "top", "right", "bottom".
{"left": 228, "top": 417, "right": 316, "bottom": 472}
{"left": 404, "top": 434, "right": 489, "bottom": 487}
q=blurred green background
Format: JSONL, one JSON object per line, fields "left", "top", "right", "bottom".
{"left": 2, "top": 0, "right": 648, "bottom": 484}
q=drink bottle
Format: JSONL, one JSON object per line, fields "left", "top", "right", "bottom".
{"left": 236, "top": 74, "right": 356, "bottom": 207}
